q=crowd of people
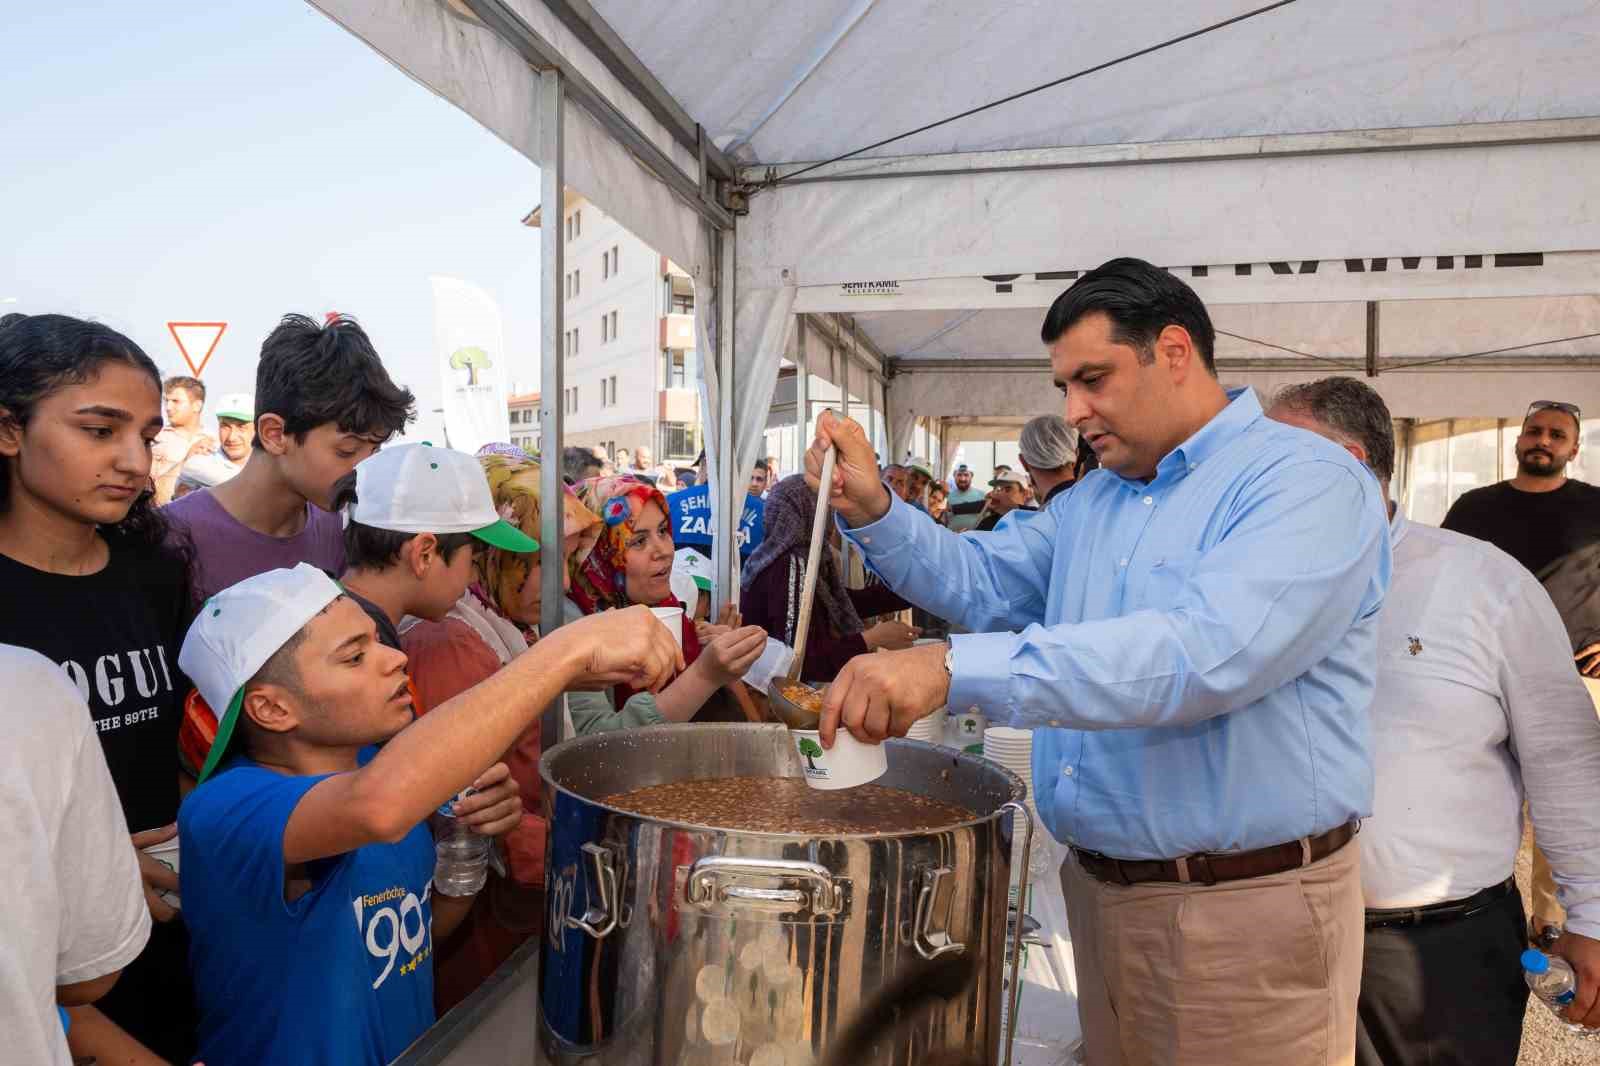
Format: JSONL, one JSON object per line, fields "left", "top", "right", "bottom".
{"left": 7, "top": 254, "right": 1600, "bottom": 1066}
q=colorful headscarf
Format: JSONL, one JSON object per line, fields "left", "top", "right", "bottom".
{"left": 477, "top": 453, "right": 601, "bottom": 623}
{"left": 568, "top": 474, "right": 673, "bottom": 615}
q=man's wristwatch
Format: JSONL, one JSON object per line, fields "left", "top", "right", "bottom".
{"left": 943, "top": 642, "right": 955, "bottom": 680}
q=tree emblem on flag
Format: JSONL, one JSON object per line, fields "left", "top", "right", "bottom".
{"left": 449, "top": 346, "right": 492, "bottom": 386}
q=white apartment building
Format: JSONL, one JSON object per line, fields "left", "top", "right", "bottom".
{"left": 506, "top": 391, "right": 541, "bottom": 456}
{"left": 522, "top": 192, "right": 701, "bottom": 464}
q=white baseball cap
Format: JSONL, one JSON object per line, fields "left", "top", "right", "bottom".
{"left": 180, "top": 564, "right": 344, "bottom": 783}
{"left": 213, "top": 392, "right": 254, "bottom": 422}
{"left": 349, "top": 443, "right": 538, "bottom": 553}
{"left": 989, "top": 471, "right": 1028, "bottom": 488}
{"left": 671, "top": 548, "right": 714, "bottom": 610}
{"left": 906, "top": 457, "right": 935, "bottom": 480}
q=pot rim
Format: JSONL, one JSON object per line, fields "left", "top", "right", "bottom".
{"left": 539, "top": 722, "right": 1028, "bottom": 840}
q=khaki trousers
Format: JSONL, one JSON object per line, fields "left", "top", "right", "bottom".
{"left": 1061, "top": 839, "right": 1364, "bottom": 1066}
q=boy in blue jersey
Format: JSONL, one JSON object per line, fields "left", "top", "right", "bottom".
{"left": 177, "top": 564, "right": 680, "bottom": 1065}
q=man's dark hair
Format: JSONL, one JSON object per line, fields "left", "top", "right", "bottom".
{"left": 330, "top": 472, "right": 478, "bottom": 570}
{"left": 164, "top": 374, "right": 206, "bottom": 404}
{"left": 754, "top": 459, "right": 769, "bottom": 473}
{"left": 1271, "top": 377, "right": 1396, "bottom": 482}
{"left": 563, "top": 445, "right": 602, "bottom": 483}
{"left": 1040, "top": 257, "right": 1217, "bottom": 374}
{"left": 254, "top": 313, "right": 415, "bottom": 448}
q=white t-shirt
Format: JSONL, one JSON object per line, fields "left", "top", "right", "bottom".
{"left": 1363, "top": 513, "right": 1600, "bottom": 936}
{"left": 0, "top": 646, "right": 151, "bottom": 1066}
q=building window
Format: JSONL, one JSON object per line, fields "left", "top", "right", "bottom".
{"left": 574, "top": 269, "right": 580, "bottom": 298}
{"left": 672, "top": 292, "right": 694, "bottom": 314}
{"left": 575, "top": 210, "right": 581, "bottom": 238}
{"left": 659, "top": 421, "right": 700, "bottom": 462}
{"left": 610, "top": 375, "right": 618, "bottom": 406}
{"left": 612, "top": 246, "right": 619, "bottom": 274}
{"left": 602, "top": 252, "right": 609, "bottom": 280}
{"left": 601, "top": 315, "right": 607, "bottom": 343}
{"left": 663, "top": 348, "right": 697, "bottom": 390}
{"left": 610, "top": 310, "right": 618, "bottom": 339}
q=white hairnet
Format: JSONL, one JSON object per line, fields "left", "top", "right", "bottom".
{"left": 1018, "top": 415, "right": 1078, "bottom": 469}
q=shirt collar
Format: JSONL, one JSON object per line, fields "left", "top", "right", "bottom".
{"left": 1151, "top": 386, "right": 1262, "bottom": 483}
{"left": 1389, "top": 501, "right": 1410, "bottom": 549}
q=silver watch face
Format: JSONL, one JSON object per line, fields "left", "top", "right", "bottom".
{"left": 944, "top": 647, "right": 955, "bottom": 674}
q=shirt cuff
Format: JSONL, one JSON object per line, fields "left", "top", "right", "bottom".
{"left": 947, "top": 631, "right": 1015, "bottom": 719}
{"left": 837, "top": 494, "right": 920, "bottom": 567}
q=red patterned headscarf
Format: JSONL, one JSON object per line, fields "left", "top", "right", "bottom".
{"left": 569, "top": 474, "right": 701, "bottom": 704}
{"left": 569, "top": 474, "right": 673, "bottom": 614}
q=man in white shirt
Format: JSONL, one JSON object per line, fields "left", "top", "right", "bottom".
{"left": 150, "top": 375, "right": 217, "bottom": 505}
{"left": 0, "top": 645, "right": 151, "bottom": 1066}
{"left": 1268, "top": 377, "right": 1600, "bottom": 1062}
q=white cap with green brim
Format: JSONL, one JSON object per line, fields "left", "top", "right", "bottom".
{"left": 906, "top": 457, "right": 936, "bottom": 480}
{"left": 213, "top": 392, "right": 254, "bottom": 422}
{"left": 180, "top": 564, "right": 343, "bottom": 784}
{"left": 348, "top": 443, "right": 538, "bottom": 554}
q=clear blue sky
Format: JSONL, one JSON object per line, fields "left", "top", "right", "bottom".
{"left": 0, "top": 2, "right": 547, "bottom": 444}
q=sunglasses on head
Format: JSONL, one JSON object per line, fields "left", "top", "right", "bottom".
{"left": 1526, "top": 400, "right": 1583, "bottom": 424}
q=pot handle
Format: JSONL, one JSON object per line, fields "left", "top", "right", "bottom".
{"left": 684, "top": 856, "right": 847, "bottom": 917}
{"left": 1000, "top": 800, "right": 1035, "bottom": 1066}
{"left": 911, "top": 865, "right": 965, "bottom": 960}
{"left": 568, "top": 842, "right": 620, "bottom": 939}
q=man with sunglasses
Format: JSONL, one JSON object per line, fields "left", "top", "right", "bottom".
{"left": 1442, "top": 400, "right": 1600, "bottom": 576}
{"left": 1443, "top": 399, "right": 1600, "bottom": 947}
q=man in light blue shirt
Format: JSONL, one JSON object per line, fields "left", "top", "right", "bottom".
{"left": 808, "top": 258, "right": 1390, "bottom": 1066}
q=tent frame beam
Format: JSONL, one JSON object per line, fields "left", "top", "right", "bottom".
{"left": 459, "top": 0, "right": 734, "bottom": 229}
{"left": 746, "top": 116, "right": 1600, "bottom": 186}
{"left": 890, "top": 356, "right": 1600, "bottom": 373}
{"left": 538, "top": 0, "right": 736, "bottom": 183}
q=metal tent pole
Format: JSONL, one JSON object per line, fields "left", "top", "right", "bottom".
{"left": 713, "top": 225, "right": 739, "bottom": 612}
{"left": 538, "top": 67, "right": 567, "bottom": 747}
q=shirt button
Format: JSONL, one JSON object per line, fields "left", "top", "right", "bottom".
{"left": 1062, "top": 766, "right": 1075, "bottom": 777}
{"left": 1118, "top": 557, "right": 1129, "bottom": 567}
{"left": 861, "top": 536, "right": 871, "bottom": 544}
{"left": 1142, "top": 496, "right": 1154, "bottom": 506}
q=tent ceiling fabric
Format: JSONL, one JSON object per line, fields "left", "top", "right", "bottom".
{"left": 590, "top": 0, "right": 1599, "bottom": 164}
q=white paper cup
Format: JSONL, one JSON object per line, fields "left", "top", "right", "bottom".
{"left": 904, "top": 716, "right": 942, "bottom": 742}
{"left": 950, "top": 710, "right": 986, "bottom": 754}
{"left": 792, "top": 728, "right": 887, "bottom": 790}
{"left": 142, "top": 837, "right": 182, "bottom": 910}
{"left": 649, "top": 606, "right": 684, "bottom": 652}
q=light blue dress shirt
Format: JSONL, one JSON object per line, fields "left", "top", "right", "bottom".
{"left": 843, "top": 388, "right": 1391, "bottom": 859}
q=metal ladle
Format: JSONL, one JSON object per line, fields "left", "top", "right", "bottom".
{"left": 767, "top": 444, "right": 836, "bottom": 731}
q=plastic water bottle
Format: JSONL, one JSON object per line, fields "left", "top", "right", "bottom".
{"left": 1522, "top": 949, "right": 1600, "bottom": 1038}
{"left": 433, "top": 797, "right": 490, "bottom": 897}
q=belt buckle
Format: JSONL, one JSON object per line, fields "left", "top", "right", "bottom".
{"left": 1187, "top": 853, "right": 1217, "bottom": 887}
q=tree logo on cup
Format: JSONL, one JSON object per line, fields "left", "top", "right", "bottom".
{"left": 797, "top": 737, "right": 825, "bottom": 773}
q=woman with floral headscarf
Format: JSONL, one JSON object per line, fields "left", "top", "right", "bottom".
{"left": 571, "top": 474, "right": 767, "bottom": 720}
{"left": 397, "top": 452, "right": 668, "bottom": 1012}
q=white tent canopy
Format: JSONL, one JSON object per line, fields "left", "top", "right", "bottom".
{"left": 315, "top": 0, "right": 1600, "bottom": 591}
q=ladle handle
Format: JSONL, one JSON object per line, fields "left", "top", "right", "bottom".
{"left": 790, "top": 445, "right": 836, "bottom": 681}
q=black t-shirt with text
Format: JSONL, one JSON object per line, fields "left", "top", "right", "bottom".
{"left": 1440, "top": 479, "right": 1600, "bottom": 577}
{"left": 0, "top": 536, "right": 190, "bottom": 832}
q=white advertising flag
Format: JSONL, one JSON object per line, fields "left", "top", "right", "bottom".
{"left": 432, "top": 275, "right": 511, "bottom": 456}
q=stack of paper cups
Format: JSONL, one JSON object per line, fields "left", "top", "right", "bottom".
{"left": 984, "top": 726, "right": 1036, "bottom": 904}
{"left": 904, "top": 713, "right": 944, "bottom": 744}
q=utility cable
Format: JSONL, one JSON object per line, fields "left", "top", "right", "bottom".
{"left": 761, "top": 0, "right": 1301, "bottom": 189}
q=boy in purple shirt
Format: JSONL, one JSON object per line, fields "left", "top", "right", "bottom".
{"left": 165, "top": 314, "right": 414, "bottom": 599}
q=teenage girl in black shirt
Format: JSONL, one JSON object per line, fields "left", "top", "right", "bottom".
{"left": 0, "top": 313, "right": 198, "bottom": 1062}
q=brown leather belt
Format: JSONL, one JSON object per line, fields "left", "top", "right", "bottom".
{"left": 1071, "top": 820, "right": 1358, "bottom": 887}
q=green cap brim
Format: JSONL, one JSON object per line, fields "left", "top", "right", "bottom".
{"left": 470, "top": 519, "right": 539, "bottom": 553}
{"left": 691, "top": 576, "right": 713, "bottom": 591}
{"left": 197, "top": 688, "right": 245, "bottom": 785}
{"left": 215, "top": 412, "right": 252, "bottom": 424}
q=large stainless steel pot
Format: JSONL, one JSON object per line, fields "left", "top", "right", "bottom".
{"left": 539, "top": 723, "right": 1031, "bottom": 1066}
